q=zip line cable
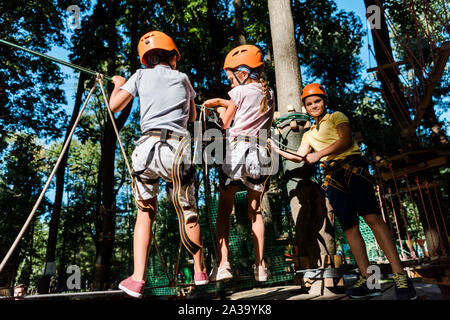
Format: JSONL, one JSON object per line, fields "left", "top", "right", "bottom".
{"left": 0, "top": 39, "right": 113, "bottom": 81}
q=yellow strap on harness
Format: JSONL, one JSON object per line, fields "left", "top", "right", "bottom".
{"left": 322, "top": 157, "right": 374, "bottom": 192}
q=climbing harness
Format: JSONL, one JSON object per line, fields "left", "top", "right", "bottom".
{"left": 321, "top": 155, "right": 375, "bottom": 193}
{"left": 197, "top": 105, "right": 220, "bottom": 264}
{"left": 171, "top": 135, "right": 202, "bottom": 256}
{"left": 220, "top": 134, "right": 274, "bottom": 189}
{"left": 372, "top": 151, "right": 395, "bottom": 233}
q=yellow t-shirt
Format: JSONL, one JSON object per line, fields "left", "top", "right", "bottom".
{"left": 301, "top": 112, "right": 360, "bottom": 162}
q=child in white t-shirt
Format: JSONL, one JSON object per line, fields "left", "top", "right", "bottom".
{"left": 109, "top": 31, "right": 208, "bottom": 298}
{"left": 203, "top": 44, "right": 274, "bottom": 282}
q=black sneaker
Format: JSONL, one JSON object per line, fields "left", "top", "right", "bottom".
{"left": 393, "top": 273, "right": 417, "bottom": 300}
{"left": 347, "top": 276, "right": 382, "bottom": 299}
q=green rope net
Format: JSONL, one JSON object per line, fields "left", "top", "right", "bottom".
{"left": 142, "top": 190, "right": 294, "bottom": 296}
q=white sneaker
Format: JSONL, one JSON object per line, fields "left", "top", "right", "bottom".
{"left": 253, "top": 264, "right": 270, "bottom": 282}
{"left": 209, "top": 262, "right": 233, "bottom": 282}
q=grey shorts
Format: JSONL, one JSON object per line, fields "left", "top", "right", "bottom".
{"left": 132, "top": 134, "right": 197, "bottom": 220}
{"left": 221, "top": 139, "right": 272, "bottom": 192}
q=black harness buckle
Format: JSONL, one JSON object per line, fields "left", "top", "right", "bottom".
{"left": 160, "top": 129, "right": 168, "bottom": 143}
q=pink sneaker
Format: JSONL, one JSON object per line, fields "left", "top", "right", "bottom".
{"left": 118, "top": 276, "right": 145, "bottom": 298}
{"left": 194, "top": 271, "right": 209, "bottom": 285}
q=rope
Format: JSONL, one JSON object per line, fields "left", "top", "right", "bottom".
{"left": 199, "top": 105, "right": 220, "bottom": 263}
{"left": 196, "top": 104, "right": 214, "bottom": 112}
{"left": 415, "top": 176, "right": 437, "bottom": 256}
{"left": 367, "top": 45, "right": 410, "bottom": 128}
{"left": 387, "top": 187, "right": 407, "bottom": 260}
{"left": 382, "top": 1, "right": 425, "bottom": 110}
{"left": 404, "top": 173, "right": 426, "bottom": 241}
{"left": 97, "top": 75, "right": 134, "bottom": 183}
{"left": 273, "top": 113, "right": 310, "bottom": 128}
{"left": 376, "top": 186, "right": 389, "bottom": 225}
{"left": 152, "top": 232, "right": 172, "bottom": 284}
{"left": 375, "top": 186, "right": 389, "bottom": 262}
{"left": 433, "top": 184, "right": 449, "bottom": 243}
{"left": 0, "top": 39, "right": 113, "bottom": 82}
{"left": 387, "top": 162, "right": 416, "bottom": 258}
{"left": 0, "top": 77, "right": 98, "bottom": 272}
{"left": 372, "top": 151, "right": 394, "bottom": 233}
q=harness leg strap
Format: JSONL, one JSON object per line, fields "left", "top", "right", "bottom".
{"left": 172, "top": 137, "right": 202, "bottom": 256}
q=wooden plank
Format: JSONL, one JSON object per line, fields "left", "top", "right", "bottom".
{"left": 367, "top": 60, "right": 407, "bottom": 73}
{"left": 363, "top": 85, "right": 382, "bottom": 92}
{"left": 229, "top": 278, "right": 446, "bottom": 300}
{"left": 398, "top": 182, "right": 443, "bottom": 194}
{"left": 380, "top": 156, "right": 449, "bottom": 181}
{"left": 24, "top": 289, "right": 126, "bottom": 300}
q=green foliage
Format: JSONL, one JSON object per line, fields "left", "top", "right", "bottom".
{"left": 0, "top": 1, "right": 88, "bottom": 145}
{"left": 291, "top": 0, "right": 365, "bottom": 114}
{"left": 383, "top": 0, "right": 449, "bottom": 145}
{"left": 0, "top": 134, "right": 49, "bottom": 289}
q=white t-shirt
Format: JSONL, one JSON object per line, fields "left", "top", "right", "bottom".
{"left": 121, "top": 65, "right": 196, "bottom": 135}
{"left": 227, "top": 82, "right": 274, "bottom": 138}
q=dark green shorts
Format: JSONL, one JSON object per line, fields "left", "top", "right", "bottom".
{"left": 326, "top": 159, "right": 380, "bottom": 231}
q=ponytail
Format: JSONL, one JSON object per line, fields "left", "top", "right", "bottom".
{"left": 259, "top": 73, "right": 269, "bottom": 113}
{"left": 234, "top": 65, "right": 269, "bottom": 113}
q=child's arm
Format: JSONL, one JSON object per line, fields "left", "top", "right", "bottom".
{"left": 203, "top": 98, "right": 237, "bottom": 129}
{"left": 188, "top": 99, "right": 197, "bottom": 122}
{"left": 305, "top": 122, "right": 354, "bottom": 164}
{"left": 269, "top": 139, "right": 311, "bottom": 163}
{"left": 109, "top": 76, "right": 133, "bottom": 113}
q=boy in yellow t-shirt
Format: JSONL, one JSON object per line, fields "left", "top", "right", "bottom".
{"left": 270, "top": 83, "right": 417, "bottom": 300}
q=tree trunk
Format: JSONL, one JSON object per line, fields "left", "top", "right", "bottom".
{"left": 206, "top": 0, "right": 228, "bottom": 97}
{"left": 268, "top": 0, "right": 302, "bottom": 114}
{"left": 268, "top": 0, "right": 335, "bottom": 295}
{"left": 364, "top": 0, "right": 415, "bottom": 148}
{"left": 91, "top": 0, "right": 139, "bottom": 290}
{"left": 233, "top": 0, "right": 247, "bottom": 45}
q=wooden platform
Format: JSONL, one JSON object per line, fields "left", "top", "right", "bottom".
{"left": 227, "top": 278, "right": 447, "bottom": 300}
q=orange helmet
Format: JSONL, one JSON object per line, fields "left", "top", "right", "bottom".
{"left": 223, "top": 44, "right": 264, "bottom": 70}
{"left": 301, "top": 83, "right": 327, "bottom": 102}
{"left": 138, "top": 31, "right": 180, "bottom": 67}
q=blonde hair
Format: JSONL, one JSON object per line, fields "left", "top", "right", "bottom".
{"left": 259, "top": 72, "right": 269, "bottom": 113}
{"left": 233, "top": 67, "right": 269, "bottom": 113}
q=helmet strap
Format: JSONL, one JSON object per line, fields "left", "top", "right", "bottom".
{"left": 231, "top": 70, "right": 248, "bottom": 86}
{"left": 315, "top": 112, "right": 327, "bottom": 131}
